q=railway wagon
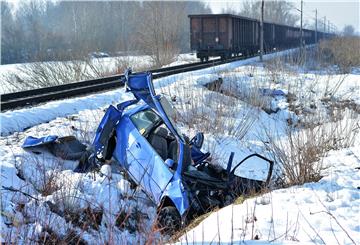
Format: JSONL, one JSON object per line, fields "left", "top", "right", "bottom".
{"left": 189, "top": 14, "right": 259, "bottom": 61}
{"left": 189, "top": 14, "right": 330, "bottom": 62}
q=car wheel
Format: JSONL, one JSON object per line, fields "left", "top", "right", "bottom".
{"left": 157, "top": 206, "right": 181, "bottom": 235}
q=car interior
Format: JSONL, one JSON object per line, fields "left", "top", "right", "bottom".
{"left": 130, "top": 109, "right": 193, "bottom": 172}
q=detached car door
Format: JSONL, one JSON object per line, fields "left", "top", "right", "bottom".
{"left": 128, "top": 109, "right": 173, "bottom": 203}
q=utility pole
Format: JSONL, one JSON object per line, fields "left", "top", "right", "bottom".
{"left": 328, "top": 20, "right": 330, "bottom": 33}
{"left": 300, "top": 0, "right": 303, "bottom": 54}
{"left": 324, "top": 16, "right": 326, "bottom": 32}
{"left": 260, "top": 0, "right": 264, "bottom": 61}
{"left": 315, "top": 9, "right": 317, "bottom": 43}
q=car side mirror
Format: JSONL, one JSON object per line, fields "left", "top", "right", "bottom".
{"left": 190, "top": 132, "right": 204, "bottom": 149}
{"left": 165, "top": 159, "right": 174, "bottom": 168}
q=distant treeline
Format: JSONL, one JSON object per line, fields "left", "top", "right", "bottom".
{"left": 1, "top": 1, "right": 211, "bottom": 65}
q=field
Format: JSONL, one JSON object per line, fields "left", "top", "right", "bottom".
{"left": 1, "top": 44, "right": 359, "bottom": 244}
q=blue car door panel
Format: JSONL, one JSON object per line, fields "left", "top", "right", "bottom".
{"left": 113, "top": 118, "right": 149, "bottom": 187}
{"left": 130, "top": 128, "right": 173, "bottom": 203}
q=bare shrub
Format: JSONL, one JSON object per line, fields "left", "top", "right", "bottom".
{"left": 112, "top": 57, "right": 133, "bottom": 75}
{"left": 176, "top": 82, "right": 258, "bottom": 145}
{"left": 263, "top": 125, "right": 329, "bottom": 185}
{"left": 14, "top": 154, "right": 64, "bottom": 196}
{"left": 265, "top": 54, "right": 294, "bottom": 80}
{"left": 321, "top": 74, "right": 348, "bottom": 98}
{"left": 319, "top": 37, "right": 360, "bottom": 73}
{"left": 259, "top": 55, "right": 359, "bottom": 186}
{"left": 0, "top": 55, "right": 156, "bottom": 93}
{"left": 87, "top": 56, "right": 153, "bottom": 77}
{"left": 1, "top": 60, "right": 98, "bottom": 92}
{"left": 270, "top": 117, "right": 359, "bottom": 187}
{"left": 158, "top": 74, "right": 262, "bottom": 168}
{"left": 264, "top": 40, "right": 359, "bottom": 74}
{"left": 64, "top": 109, "right": 104, "bottom": 145}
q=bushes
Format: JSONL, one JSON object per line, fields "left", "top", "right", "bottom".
{"left": 319, "top": 37, "right": 360, "bottom": 73}
{"left": 259, "top": 49, "right": 360, "bottom": 186}
{"left": 0, "top": 57, "right": 153, "bottom": 93}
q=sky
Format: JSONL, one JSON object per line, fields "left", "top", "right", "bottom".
{"left": 205, "top": 0, "right": 360, "bottom": 34}
{"left": 3, "top": 0, "right": 359, "bottom": 33}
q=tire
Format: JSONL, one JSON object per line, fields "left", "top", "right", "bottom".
{"left": 157, "top": 206, "right": 181, "bottom": 235}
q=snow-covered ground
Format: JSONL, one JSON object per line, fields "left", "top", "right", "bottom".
{"left": 1, "top": 48, "right": 359, "bottom": 244}
{"left": 177, "top": 146, "right": 360, "bottom": 244}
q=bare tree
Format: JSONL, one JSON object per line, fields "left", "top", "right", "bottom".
{"left": 230, "top": 0, "right": 299, "bottom": 26}
{"left": 136, "top": 1, "right": 186, "bottom": 67}
{"left": 343, "top": 25, "right": 355, "bottom": 36}
{"left": 1, "top": 1, "right": 19, "bottom": 64}
{"left": 1, "top": 1, "right": 210, "bottom": 65}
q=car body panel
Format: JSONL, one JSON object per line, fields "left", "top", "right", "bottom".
{"left": 109, "top": 109, "right": 189, "bottom": 213}
{"left": 22, "top": 135, "right": 58, "bottom": 148}
{"left": 161, "top": 175, "right": 189, "bottom": 216}
{"left": 125, "top": 118, "right": 173, "bottom": 203}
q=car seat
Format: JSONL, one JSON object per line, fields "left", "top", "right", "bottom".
{"left": 149, "top": 127, "right": 168, "bottom": 160}
{"left": 168, "top": 140, "right": 192, "bottom": 172}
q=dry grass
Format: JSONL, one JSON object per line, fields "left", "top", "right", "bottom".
{"left": 319, "top": 37, "right": 360, "bottom": 73}
{"left": 170, "top": 207, "right": 219, "bottom": 242}
{"left": 162, "top": 73, "right": 262, "bottom": 139}
{"left": 1, "top": 60, "right": 98, "bottom": 92}
{"left": 263, "top": 37, "right": 360, "bottom": 74}
{"left": 158, "top": 73, "right": 264, "bottom": 168}
{"left": 0, "top": 56, "right": 153, "bottom": 93}
{"left": 259, "top": 50, "right": 359, "bottom": 186}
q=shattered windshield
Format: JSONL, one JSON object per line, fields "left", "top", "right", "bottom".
{"left": 130, "top": 109, "right": 162, "bottom": 135}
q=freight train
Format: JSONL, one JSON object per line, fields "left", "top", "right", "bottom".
{"left": 189, "top": 14, "right": 334, "bottom": 61}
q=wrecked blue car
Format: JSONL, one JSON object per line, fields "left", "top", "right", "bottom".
{"left": 87, "top": 69, "right": 274, "bottom": 233}
{"left": 23, "top": 69, "right": 274, "bottom": 234}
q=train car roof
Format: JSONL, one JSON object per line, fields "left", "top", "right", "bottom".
{"left": 188, "top": 14, "right": 258, "bottom": 22}
{"left": 188, "top": 14, "right": 328, "bottom": 34}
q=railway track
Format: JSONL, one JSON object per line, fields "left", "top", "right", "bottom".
{"left": 1, "top": 55, "right": 248, "bottom": 111}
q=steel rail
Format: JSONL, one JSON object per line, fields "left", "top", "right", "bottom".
{"left": 1, "top": 55, "right": 247, "bottom": 111}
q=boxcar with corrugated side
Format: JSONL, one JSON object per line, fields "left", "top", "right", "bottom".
{"left": 189, "top": 14, "right": 333, "bottom": 62}
{"left": 189, "top": 14, "right": 259, "bottom": 61}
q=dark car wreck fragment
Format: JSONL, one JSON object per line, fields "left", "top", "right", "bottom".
{"left": 22, "top": 69, "right": 274, "bottom": 234}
